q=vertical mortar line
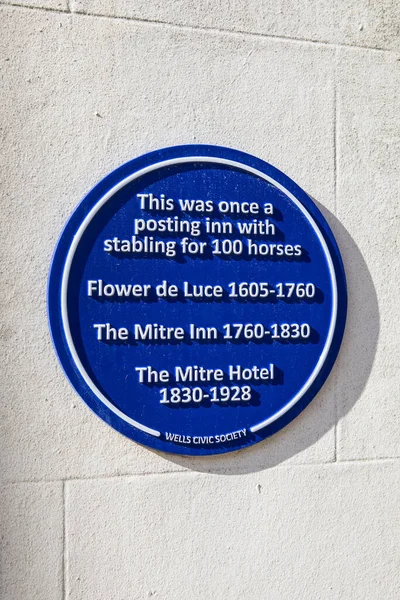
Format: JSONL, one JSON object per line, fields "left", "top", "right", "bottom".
{"left": 333, "top": 46, "right": 339, "bottom": 462}
{"left": 62, "top": 480, "right": 67, "bottom": 600}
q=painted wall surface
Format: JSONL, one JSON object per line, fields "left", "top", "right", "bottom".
{"left": 1, "top": 2, "right": 399, "bottom": 598}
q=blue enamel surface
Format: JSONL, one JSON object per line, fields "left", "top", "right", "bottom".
{"left": 48, "top": 145, "right": 347, "bottom": 455}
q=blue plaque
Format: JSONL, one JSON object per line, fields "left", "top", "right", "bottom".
{"left": 48, "top": 145, "right": 347, "bottom": 455}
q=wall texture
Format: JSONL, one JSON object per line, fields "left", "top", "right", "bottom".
{"left": 1, "top": 1, "right": 399, "bottom": 598}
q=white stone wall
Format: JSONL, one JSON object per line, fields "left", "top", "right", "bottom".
{"left": 1, "top": 2, "right": 399, "bottom": 598}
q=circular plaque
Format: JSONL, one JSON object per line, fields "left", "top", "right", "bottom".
{"left": 48, "top": 145, "right": 347, "bottom": 455}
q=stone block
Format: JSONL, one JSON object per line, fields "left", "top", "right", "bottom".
{"left": 0, "top": 6, "right": 336, "bottom": 481}
{"left": 336, "top": 49, "right": 400, "bottom": 459}
{"left": 66, "top": 462, "right": 400, "bottom": 599}
{"left": 0, "top": 482, "right": 63, "bottom": 600}
{"left": 71, "top": 0, "right": 400, "bottom": 51}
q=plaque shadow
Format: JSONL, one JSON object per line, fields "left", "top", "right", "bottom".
{"left": 148, "top": 202, "right": 379, "bottom": 474}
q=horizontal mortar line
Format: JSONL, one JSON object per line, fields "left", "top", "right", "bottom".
{"left": 1, "top": 469, "right": 191, "bottom": 485}
{"left": 1, "top": 1, "right": 394, "bottom": 54}
{"left": 2, "top": 457, "right": 399, "bottom": 485}
{"left": 75, "top": 11, "right": 395, "bottom": 54}
{"left": 0, "top": 1, "right": 69, "bottom": 14}
{"left": 336, "top": 456, "right": 400, "bottom": 464}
